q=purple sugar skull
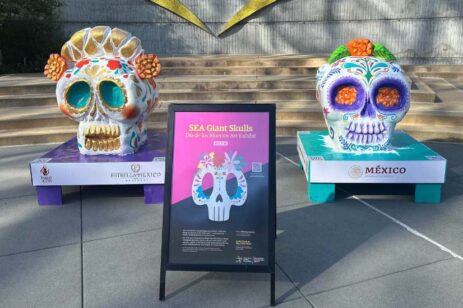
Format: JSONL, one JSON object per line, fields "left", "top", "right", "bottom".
{"left": 316, "top": 56, "right": 410, "bottom": 151}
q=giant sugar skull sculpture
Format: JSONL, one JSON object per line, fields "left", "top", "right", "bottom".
{"left": 44, "top": 26, "right": 161, "bottom": 155}
{"left": 316, "top": 39, "right": 410, "bottom": 151}
{"left": 192, "top": 152, "right": 248, "bottom": 222}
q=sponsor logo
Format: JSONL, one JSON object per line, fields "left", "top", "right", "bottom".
{"left": 348, "top": 165, "right": 407, "bottom": 179}
{"left": 110, "top": 164, "right": 163, "bottom": 183}
{"left": 348, "top": 165, "right": 363, "bottom": 179}
{"left": 39, "top": 165, "right": 53, "bottom": 183}
{"left": 131, "top": 163, "right": 141, "bottom": 173}
{"left": 40, "top": 165, "right": 49, "bottom": 176}
{"left": 235, "top": 255, "right": 264, "bottom": 264}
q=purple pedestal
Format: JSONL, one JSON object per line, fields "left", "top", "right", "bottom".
{"left": 36, "top": 186, "right": 62, "bottom": 206}
{"left": 30, "top": 132, "right": 166, "bottom": 206}
{"left": 144, "top": 184, "right": 165, "bottom": 204}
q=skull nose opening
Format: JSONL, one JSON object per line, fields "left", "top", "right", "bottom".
{"left": 216, "top": 194, "right": 223, "bottom": 203}
{"left": 361, "top": 98, "right": 376, "bottom": 118}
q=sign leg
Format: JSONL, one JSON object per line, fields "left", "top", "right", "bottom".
{"left": 275, "top": 209, "right": 277, "bottom": 239}
{"left": 144, "top": 184, "right": 164, "bottom": 204}
{"left": 308, "top": 183, "right": 335, "bottom": 203}
{"left": 159, "top": 270, "right": 166, "bottom": 301}
{"left": 270, "top": 272, "right": 276, "bottom": 306}
{"left": 415, "top": 184, "right": 442, "bottom": 203}
{"left": 36, "top": 186, "right": 62, "bottom": 206}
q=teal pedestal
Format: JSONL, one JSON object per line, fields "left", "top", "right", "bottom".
{"left": 308, "top": 183, "right": 335, "bottom": 203}
{"left": 297, "top": 131, "right": 447, "bottom": 204}
{"left": 415, "top": 184, "right": 442, "bottom": 203}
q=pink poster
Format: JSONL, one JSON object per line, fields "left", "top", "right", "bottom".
{"left": 167, "top": 109, "right": 273, "bottom": 266}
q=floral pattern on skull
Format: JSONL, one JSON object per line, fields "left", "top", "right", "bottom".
{"left": 316, "top": 55, "right": 410, "bottom": 151}
{"left": 192, "top": 152, "right": 248, "bottom": 222}
{"left": 44, "top": 26, "right": 161, "bottom": 155}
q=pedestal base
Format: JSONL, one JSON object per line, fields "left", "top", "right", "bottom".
{"left": 30, "top": 132, "right": 166, "bottom": 206}
{"left": 297, "top": 131, "right": 447, "bottom": 204}
{"left": 415, "top": 184, "right": 442, "bottom": 203}
{"left": 36, "top": 186, "right": 62, "bottom": 206}
{"left": 144, "top": 184, "right": 165, "bottom": 204}
{"left": 308, "top": 183, "right": 335, "bottom": 203}
{"left": 34, "top": 184, "right": 164, "bottom": 206}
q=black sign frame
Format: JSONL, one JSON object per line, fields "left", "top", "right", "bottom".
{"left": 159, "top": 104, "right": 276, "bottom": 306}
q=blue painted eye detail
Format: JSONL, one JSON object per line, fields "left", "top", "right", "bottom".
{"left": 66, "top": 81, "right": 91, "bottom": 109}
{"left": 99, "top": 80, "right": 125, "bottom": 109}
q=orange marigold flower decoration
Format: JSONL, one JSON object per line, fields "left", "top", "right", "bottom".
{"left": 44, "top": 54, "right": 67, "bottom": 81}
{"left": 347, "top": 38, "right": 373, "bottom": 57}
{"left": 376, "top": 87, "right": 400, "bottom": 107}
{"left": 135, "top": 54, "right": 161, "bottom": 79}
{"left": 213, "top": 152, "right": 225, "bottom": 166}
{"left": 336, "top": 86, "right": 357, "bottom": 105}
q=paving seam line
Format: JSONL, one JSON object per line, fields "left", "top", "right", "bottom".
{"left": 82, "top": 227, "right": 161, "bottom": 244}
{"left": 275, "top": 151, "right": 463, "bottom": 262}
{"left": 0, "top": 241, "right": 79, "bottom": 259}
{"left": 303, "top": 257, "right": 452, "bottom": 298}
{"left": 275, "top": 262, "right": 316, "bottom": 308}
{"left": 339, "top": 189, "right": 463, "bottom": 262}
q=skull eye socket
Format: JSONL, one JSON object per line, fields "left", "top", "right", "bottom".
{"left": 335, "top": 86, "right": 357, "bottom": 105}
{"left": 98, "top": 79, "right": 126, "bottom": 110}
{"left": 225, "top": 173, "right": 238, "bottom": 198}
{"left": 328, "top": 78, "right": 365, "bottom": 110}
{"left": 376, "top": 86, "right": 400, "bottom": 108}
{"left": 65, "top": 80, "right": 91, "bottom": 112}
{"left": 201, "top": 172, "right": 214, "bottom": 197}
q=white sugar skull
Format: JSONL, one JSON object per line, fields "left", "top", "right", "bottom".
{"left": 316, "top": 40, "right": 410, "bottom": 151}
{"left": 44, "top": 26, "right": 161, "bottom": 155}
{"left": 192, "top": 152, "right": 248, "bottom": 222}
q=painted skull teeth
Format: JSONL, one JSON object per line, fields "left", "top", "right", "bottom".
{"left": 83, "top": 124, "right": 121, "bottom": 151}
{"left": 84, "top": 138, "right": 121, "bottom": 152}
{"left": 345, "top": 122, "right": 387, "bottom": 145}
{"left": 344, "top": 121, "right": 389, "bottom": 145}
{"left": 346, "top": 122, "right": 386, "bottom": 134}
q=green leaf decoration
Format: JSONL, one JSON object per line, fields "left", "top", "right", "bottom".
{"left": 372, "top": 43, "right": 397, "bottom": 61}
{"left": 328, "top": 45, "right": 350, "bottom": 64}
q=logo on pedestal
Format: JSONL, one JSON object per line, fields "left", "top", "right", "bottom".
{"left": 40, "top": 165, "right": 49, "bottom": 176}
{"left": 39, "top": 165, "right": 53, "bottom": 183}
{"left": 131, "top": 163, "right": 141, "bottom": 173}
{"left": 348, "top": 165, "right": 363, "bottom": 179}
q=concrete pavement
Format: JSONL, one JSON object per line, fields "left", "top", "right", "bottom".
{"left": 0, "top": 137, "right": 462, "bottom": 307}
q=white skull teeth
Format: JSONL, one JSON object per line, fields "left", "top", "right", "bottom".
{"left": 346, "top": 122, "right": 387, "bottom": 145}
{"left": 83, "top": 124, "right": 121, "bottom": 151}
